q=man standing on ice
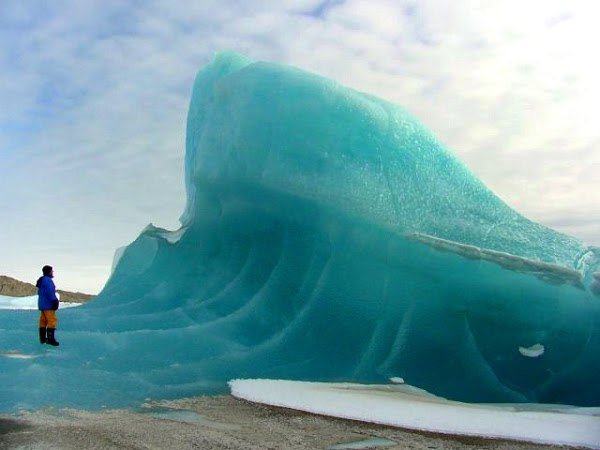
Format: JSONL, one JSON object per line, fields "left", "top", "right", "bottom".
{"left": 36, "top": 265, "right": 60, "bottom": 346}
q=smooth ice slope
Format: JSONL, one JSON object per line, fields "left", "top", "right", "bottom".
{"left": 0, "top": 52, "right": 599, "bottom": 412}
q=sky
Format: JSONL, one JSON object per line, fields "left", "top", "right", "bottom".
{"left": 1, "top": 0, "right": 598, "bottom": 294}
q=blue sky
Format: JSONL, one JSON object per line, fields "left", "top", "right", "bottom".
{"left": 1, "top": 0, "right": 599, "bottom": 293}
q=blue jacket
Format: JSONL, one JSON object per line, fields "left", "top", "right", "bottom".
{"left": 37, "top": 276, "right": 59, "bottom": 311}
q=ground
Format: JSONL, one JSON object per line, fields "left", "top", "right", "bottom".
{"left": 0, "top": 395, "right": 568, "bottom": 450}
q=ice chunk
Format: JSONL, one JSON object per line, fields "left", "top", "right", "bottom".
{"left": 519, "top": 344, "right": 545, "bottom": 358}
{"left": 0, "top": 52, "right": 598, "bottom": 412}
{"left": 389, "top": 377, "right": 404, "bottom": 384}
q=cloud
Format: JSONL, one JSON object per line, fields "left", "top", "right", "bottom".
{"left": 1, "top": 0, "right": 598, "bottom": 292}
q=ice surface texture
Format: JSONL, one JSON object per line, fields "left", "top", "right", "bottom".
{"left": 1, "top": 52, "right": 598, "bottom": 411}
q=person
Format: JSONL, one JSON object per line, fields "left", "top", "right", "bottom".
{"left": 36, "top": 265, "right": 60, "bottom": 346}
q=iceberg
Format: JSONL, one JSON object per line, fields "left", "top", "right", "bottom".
{"left": 0, "top": 52, "right": 598, "bottom": 412}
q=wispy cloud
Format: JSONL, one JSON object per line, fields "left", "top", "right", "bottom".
{"left": 1, "top": 0, "right": 598, "bottom": 292}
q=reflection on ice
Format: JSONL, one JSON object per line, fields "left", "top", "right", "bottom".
{"left": 0, "top": 350, "right": 43, "bottom": 359}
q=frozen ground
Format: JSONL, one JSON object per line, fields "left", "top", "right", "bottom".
{"left": 230, "top": 379, "right": 600, "bottom": 449}
{"left": 0, "top": 395, "right": 572, "bottom": 450}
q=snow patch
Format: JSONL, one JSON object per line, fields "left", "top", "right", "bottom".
{"left": 158, "top": 227, "right": 187, "bottom": 244}
{"left": 389, "top": 377, "right": 404, "bottom": 384}
{"left": 0, "top": 295, "right": 82, "bottom": 310}
{"left": 229, "top": 379, "right": 600, "bottom": 449}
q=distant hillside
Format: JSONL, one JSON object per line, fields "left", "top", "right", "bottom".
{"left": 0, "top": 275, "right": 95, "bottom": 303}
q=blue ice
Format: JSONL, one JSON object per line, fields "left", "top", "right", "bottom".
{"left": 0, "top": 52, "right": 598, "bottom": 412}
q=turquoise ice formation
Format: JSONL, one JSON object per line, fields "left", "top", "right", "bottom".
{"left": 1, "top": 52, "right": 598, "bottom": 411}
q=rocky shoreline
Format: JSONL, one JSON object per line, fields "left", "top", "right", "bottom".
{"left": 0, "top": 275, "right": 94, "bottom": 303}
